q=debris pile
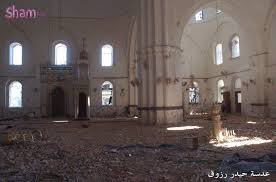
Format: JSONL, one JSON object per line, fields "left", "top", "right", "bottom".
{"left": 0, "top": 141, "right": 214, "bottom": 181}
{"left": 0, "top": 129, "right": 43, "bottom": 145}
{"left": 214, "top": 153, "right": 276, "bottom": 181}
{"left": 0, "top": 116, "right": 275, "bottom": 181}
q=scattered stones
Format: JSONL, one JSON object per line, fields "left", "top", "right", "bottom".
{"left": 81, "top": 124, "right": 89, "bottom": 128}
{"left": 0, "top": 116, "right": 275, "bottom": 181}
{"left": 217, "top": 153, "right": 276, "bottom": 180}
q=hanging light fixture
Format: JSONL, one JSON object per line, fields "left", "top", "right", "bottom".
{"left": 215, "top": 0, "right": 222, "bottom": 45}
{"left": 58, "top": 0, "right": 63, "bottom": 30}
{"left": 79, "top": 38, "right": 88, "bottom": 60}
{"left": 189, "top": 74, "right": 195, "bottom": 88}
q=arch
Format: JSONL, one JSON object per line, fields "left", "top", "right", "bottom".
{"left": 49, "top": 28, "right": 77, "bottom": 65}
{"left": 8, "top": 81, "right": 22, "bottom": 108}
{"left": 101, "top": 44, "right": 113, "bottom": 67}
{"left": 3, "top": 28, "right": 33, "bottom": 66}
{"left": 217, "top": 79, "right": 224, "bottom": 103}
{"left": 9, "top": 42, "right": 22, "bottom": 65}
{"left": 54, "top": 42, "right": 68, "bottom": 65}
{"left": 178, "top": 0, "right": 262, "bottom": 53}
{"left": 102, "top": 81, "right": 113, "bottom": 106}
{"left": 231, "top": 34, "right": 240, "bottom": 58}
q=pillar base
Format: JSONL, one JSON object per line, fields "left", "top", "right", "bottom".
{"left": 140, "top": 107, "right": 183, "bottom": 125}
{"left": 247, "top": 103, "right": 268, "bottom": 118}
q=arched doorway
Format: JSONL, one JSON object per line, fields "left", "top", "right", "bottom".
{"left": 52, "top": 87, "right": 65, "bottom": 117}
{"left": 78, "top": 92, "right": 87, "bottom": 118}
{"left": 234, "top": 78, "right": 242, "bottom": 113}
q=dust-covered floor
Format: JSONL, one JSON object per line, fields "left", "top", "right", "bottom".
{"left": 0, "top": 115, "right": 276, "bottom": 181}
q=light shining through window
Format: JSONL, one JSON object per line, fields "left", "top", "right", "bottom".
{"left": 9, "top": 81, "right": 22, "bottom": 108}
{"left": 189, "top": 82, "right": 200, "bottom": 104}
{"left": 102, "top": 81, "right": 113, "bottom": 106}
{"left": 217, "top": 80, "right": 224, "bottom": 103}
{"left": 232, "top": 36, "right": 240, "bottom": 58}
{"left": 195, "top": 11, "right": 203, "bottom": 21}
{"left": 10, "top": 42, "right": 22, "bottom": 65}
{"left": 216, "top": 9, "right": 222, "bottom": 14}
{"left": 102, "top": 45, "right": 113, "bottom": 67}
{"left": 55, "top": 43, "right": 67, "bottom": 65}
{"left": 215, "top": 43, "right": 223, "bottom": 65}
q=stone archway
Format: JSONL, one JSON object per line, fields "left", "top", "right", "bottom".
{"left": 51, "top": 87, "right": 65, "bottom": 117}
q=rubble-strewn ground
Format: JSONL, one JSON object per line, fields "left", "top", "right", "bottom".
{"left": 0, "top": 115, "right": 276, "bottom": 181}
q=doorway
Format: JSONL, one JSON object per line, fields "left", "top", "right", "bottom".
{"left": 52, "top": 87, "right": 65, "bottom": 117}
{"left": 78, "top": 92, "right": 87, "bottom": 118}
{"left": 222, "top": 92, "right": 231, "bottom": 113}
{"left": 235, "top": 91, "right": 242, "bottom": 113}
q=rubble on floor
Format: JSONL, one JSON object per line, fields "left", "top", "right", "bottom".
{"left": 214, "top": 153, "right": 276, "bottom": 181}
{"left": 0, "top": 116, "right": 275, "bottom": 181}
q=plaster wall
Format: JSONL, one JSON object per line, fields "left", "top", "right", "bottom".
{"left": 266, "top": 11, "right": 276, "bottom": 118}
{"left": 178, "top": 5, "right": 269, "bottom": 117}
{"left": 0, "top": 0, "right": 132, "bottom": 118}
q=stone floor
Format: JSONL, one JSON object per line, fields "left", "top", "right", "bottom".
{"left": 0, "top": 115, "right": 276, "bottom": 181}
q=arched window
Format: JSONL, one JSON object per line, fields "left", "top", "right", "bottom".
{"left": 101, "top": 45, "right": 113, "bottom": 67}
{"left": 215, "top": 43, "right": 223, "bottom": 65}
{"left": 102, "top": 81, "right": 113, "bottom": 106}
{"left": 231, "top": 35, "right": 240, "bottom": 58}
{"left": 216, "top": 9, "right": 222, "bottom": 14}
{"left": 217, "top": 80, "right": 224, "bottom": 103}
{"left": 9, "top": 42, "right": 22, "bottom": 65}
{"left": 234, "top": 78, "right": 242, "bottom": 104}
{"left": 235, "top": 78, "right": 241, "bottom": 89}
{"left": 195, "top": 10, "right": 203, "bottom": 21}
{"left": 55, "top": 43, "right": 67, "bottom": 65}
{"left": 189, "top": 82, "right": 199, "bottom": 104}
{"left": 8, "top": 81, "right": 22, "bottom": 108}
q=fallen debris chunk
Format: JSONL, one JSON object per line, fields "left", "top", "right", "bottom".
{"left": 82, "top": 124, "right": 89, "bottom": 128}
{"left": 0, "top": 133, "right": 13, "bottom": 145}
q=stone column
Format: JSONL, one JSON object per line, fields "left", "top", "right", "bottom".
{"left": 137, "top": 0, "right": 183, "bottom": 124}
{"left": 249, "top": 54, "right": 267, "bottom": 118}
{"left": 211, "top": 104, "right": 222, "bottom": 142}
{"left": 74, "top": 38, "right": 91, "bottom": 120}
